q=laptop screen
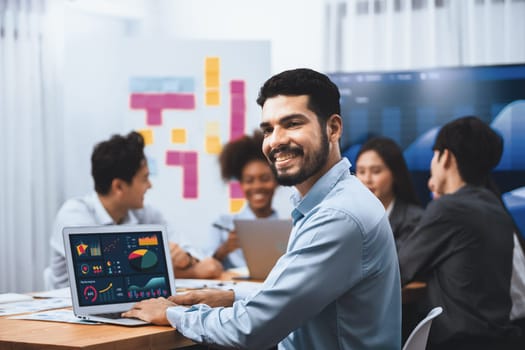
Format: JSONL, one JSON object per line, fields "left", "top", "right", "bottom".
{"left": 67, "top": 227, "right": 173, "bottom": 307}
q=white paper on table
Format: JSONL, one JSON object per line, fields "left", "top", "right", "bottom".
{"left": 31, "top": 287, "right": 71, "bottom": 299}
{"left": 227, "top": 266, "right": 249, "bottom": 277}
{"left": 9, "top": 309, "right": 99, "bottom": 325}
{"left": 0, "top": 298, "right": 72, "bottom": 316}
{"left": 176, "top": 279, "right": 237, "bottom": 290}
{"left": 0, "top": 293, "right": 33, "bottom": 304}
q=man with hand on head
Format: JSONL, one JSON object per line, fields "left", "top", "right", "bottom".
{"left": 124, "top": 68, "right": 401, "bottom": 349}
{"left": 46, "top": 131, "right": 223, "bottom": 290}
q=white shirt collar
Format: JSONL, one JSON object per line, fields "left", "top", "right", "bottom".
{"left": 385, "top": 197, "right": 395, "bottom": 217}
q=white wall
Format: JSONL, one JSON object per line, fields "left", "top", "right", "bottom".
{"left": 67, "top": 0, "right": 326, "bottom": 74}
{"left": 158, "top": 0, "right": 326, "bottom": 74}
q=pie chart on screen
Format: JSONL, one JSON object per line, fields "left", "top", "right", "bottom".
{"left": 128, "top": 249, "right": 158, "bottom": 270}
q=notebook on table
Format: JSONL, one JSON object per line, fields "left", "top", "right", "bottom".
{"left": 234, "top": 219, "right": 292, "bottom": 280}
{"left": 62, "top": 224, "right": 176, "bottom": 326}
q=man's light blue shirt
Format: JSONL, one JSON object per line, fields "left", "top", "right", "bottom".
{"left": 168, "top": 158, "right": 401, "bottom": 349}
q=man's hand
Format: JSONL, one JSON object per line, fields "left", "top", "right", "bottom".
{"left": 223, "top": 231, "right": 240, "bottom": 254}
{"left": 174, "top": 257, "right": 224, "bottom": 279}
{"left": 169, "top": 242, "right": 192, "bottom": 269}
{"left": 213, "top": 231, "right": 239, "bottom": 261}
{"left": 169, "top": 289, "right": 235, "bottom": 308}
{"left": 122, "top": 297, "right": 175, "bottom": 325}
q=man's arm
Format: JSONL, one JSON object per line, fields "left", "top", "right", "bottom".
{"left": 169, "top": 242, "right": 224, "bottom": 278}
{"left": 162, "top": 211, "right": 364, "bottom": 348}
{"left": 123, "top": 289, "right": 235, "bottom": 324}
{"left": 122, "top": 297, "right": 175, "bottom": 325}
{"left": 169, "top": 289, "right": 235, "bottom": 307}
{"left": 397, "top": 200, "right": 456, "bottom": 285}
{"left": 48, "top": 197, "right": 100, "bottom": 289}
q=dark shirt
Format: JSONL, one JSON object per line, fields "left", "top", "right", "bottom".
{"left": 389, "top": 199, "right": 423, "bottom": 252}
{"left": 398, "top": 185, "right": 519, "bottom": 347}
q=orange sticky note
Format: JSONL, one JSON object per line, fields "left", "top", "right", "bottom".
{"left": 205, "top": 57, "right": 220, "bottom": 88}
{"left": 206, "top": 135, "right": 222, "bottom": 154}
{"left": 171, "top": 128, "right": 187, "bottom": 144}
{"left": 230, "top": 198, "right": 245, "bottom": 213}
{"left": 206, "top": 89, "right": 220, "bottom": 106}
{"left": 138, "top": 129, "right": 154, "bottom": 145}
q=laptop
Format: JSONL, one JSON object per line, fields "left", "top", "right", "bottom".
{"left": 62, "top": 224, "right": 176, "bottom": 326}
{"left": 234, "top": 219, "right": 292, "bottom": 280}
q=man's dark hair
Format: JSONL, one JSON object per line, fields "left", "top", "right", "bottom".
{"left": 219, "top": 130, "right": 267, "bottom": 182}
{"left": 91, "top": 131, "right": 146, "bottom": 194}
{"left": 357, "top": 137, "right": 420, "bottom": 206}
{"left": 433, "top": 116, "right": 503, "bottom": 187}
{"left": 256, "top": 68, "right": 341, "bottom": 127}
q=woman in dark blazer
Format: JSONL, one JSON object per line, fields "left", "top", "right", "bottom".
{"left": 355, "top": 137, "right": 423, "bottom": 251}
{"left": 355, "top": 136, "right": 424, "bottom": 342}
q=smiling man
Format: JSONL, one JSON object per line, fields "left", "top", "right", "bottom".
{"left": 123, "top": 69, "right": 401, "bottom": 349}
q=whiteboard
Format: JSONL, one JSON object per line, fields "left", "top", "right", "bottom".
{"left": 64, "top": 37, "right": 293, "bottom": 249}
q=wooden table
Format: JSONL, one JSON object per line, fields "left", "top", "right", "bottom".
{"left": 0, "top": 276, "right": 425, "bottom": 349}
{"left": 402, "top": 281, "right": 427, "bottom": 304}
{"left": 0, "top": 273, "right": 245, "bottom": 350}
{"left": 0, "top": 315, "right": 199, "bottom": 350}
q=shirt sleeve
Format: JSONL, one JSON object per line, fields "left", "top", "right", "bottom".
{"left": 397, "top": 199, "right": 458, "bottom": 285}
{"left": 48, "top": 199, "right": 100, "bottom": 289}
{"left": 166, "top": 208, "right": 365, "bottom": 349}
{"left": 199, "top": 215, "right": 232, "bottom": 258}
{"left": 231, "top": 282, "right": 261, "bottom": 301}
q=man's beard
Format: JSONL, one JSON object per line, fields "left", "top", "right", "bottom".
{"left": 269, "top": 131, "right": 329, "bottom": 187}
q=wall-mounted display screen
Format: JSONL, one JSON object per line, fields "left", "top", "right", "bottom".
{"left": 329, "top": 64, "right": 525, "bottom": 204}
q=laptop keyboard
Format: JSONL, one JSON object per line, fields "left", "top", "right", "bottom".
{"left": 95, "top": 312, "right": 123, "bottom": 319}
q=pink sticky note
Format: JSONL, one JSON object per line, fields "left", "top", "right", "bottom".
{"left": 165, "top": 151, "right": 198, "bottom": 199}
{"left": 130, "top": 93, "right": 196, "bottom": 125}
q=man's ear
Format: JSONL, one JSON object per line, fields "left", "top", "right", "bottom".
{"left": 327, "top": 114, "right": 343, "bottom": 142}
{"left": 442, "top": 149, "right": 454, "bottom": 169}
{"left": 111, "top": 178, "right": 125, "bottom": 195}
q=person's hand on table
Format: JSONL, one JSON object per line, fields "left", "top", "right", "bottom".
{"left": 223, "top": 231, "right": 240, "bottom": 253}
{"left": 122, "top": 289, "right": 235, "bottom": 325}
{"left": 122, "top": 297, "right": 175, "bottom": 325}
{"left": 213, "top": 231, "right": 239, "bottom": 261}
{"left": 175, "top": 256, "right": 224, "bottom": 279}
{"left": 169, "top": 289, "right": 235, "bottom": 308}
{"left": 169, "top": 242, "right": 193, "bottom": 270}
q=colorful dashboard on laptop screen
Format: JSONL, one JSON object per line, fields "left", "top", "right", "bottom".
{"left": 69, "top": 231, "right": 172, "bottom": 306}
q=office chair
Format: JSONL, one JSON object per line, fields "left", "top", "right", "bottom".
{"left": 503, "top": 187, "right": 525, "bottom": 240}
{"left": 402, "top": 306, "right": 443, "bottom": 350}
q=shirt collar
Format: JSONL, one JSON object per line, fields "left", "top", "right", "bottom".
{"left": 385, "top": 197, "right": 395, "bottom": 217}
{"left": 290, "top": 158, "right": 351, "bottom": 223}
{"left": 91, "top": 192, "right": 138, "bottom": 225}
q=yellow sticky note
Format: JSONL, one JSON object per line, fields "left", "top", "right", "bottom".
{"left": 206, "top": 57, "right": 220, "bottom": 72}
{"left": 171, "top": 129, "right": 187, "bottom": 144}
{"left": 206, "top": 89, "right": 220, "bottom": 106}
{"left": 138, "top": 129, "right": 153, "bottom": 145}
{"left": 230, "top": 198, "right": 245, "bottom": 213}
{"left": 206, "top": 73, "right": 220, "bottom": 88}
{"left": 205, "top": 57, "right": 220, "bottom": 88}
{"left": 206, "top": 135, "right": 222, "bottom": 154}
